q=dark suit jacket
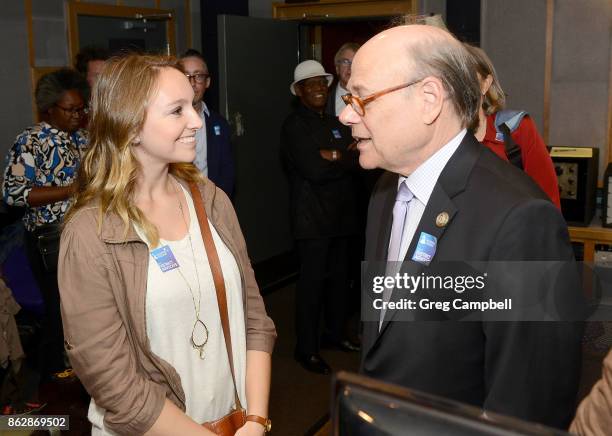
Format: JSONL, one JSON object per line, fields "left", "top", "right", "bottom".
{"left": 361, "top": 133, "right": 583, "bottom": 429}
{"left": 204, "top": 110, "right": 234, "bottom": 197}
{"left": 280, "top": 104, "right": 358, "bottom": 239}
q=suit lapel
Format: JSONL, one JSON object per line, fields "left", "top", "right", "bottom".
{"left": 376, "top": 178, "right": 397, "bottom": 260}
{"left": 378, "top": 186, "right": 457, "bottom": 332}
{"left": 326, "top": 82, "right": 337, "bottom": 116}
{"left": 365, "top": 133, "right": 483, "bottom": 354}
{"left": 204, "top": 110, "right": 213, "bottom": 151}
{"left": 204, "top": 111, "right": 219, "bottom": 178}
{"left": 362, "top": 171, "right": 396, "bottom": 354}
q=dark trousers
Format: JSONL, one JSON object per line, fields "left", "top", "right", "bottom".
{"left": 295, "top": 237, "right": 349, "bottom": 355}
{"left": 24, "top": 231, "right": 65, "bottom": 377}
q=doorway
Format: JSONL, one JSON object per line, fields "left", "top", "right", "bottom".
{"left": 66, "top": 2, "right": 176, "bottom": 60}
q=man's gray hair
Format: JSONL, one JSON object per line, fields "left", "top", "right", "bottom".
{"left": 334, "top": 42, "right": 361, "bottom": 64}
{"left": 408, "top": 30, "right": 480, "bottom": 130}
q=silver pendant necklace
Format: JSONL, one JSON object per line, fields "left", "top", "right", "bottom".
{"left": 173, "top": 179, "right": 209, "bottom": 359}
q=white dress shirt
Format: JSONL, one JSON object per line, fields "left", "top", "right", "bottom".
{"left": 88, "top": 183, "right": 247, "bottom": 434}
{"left": 391, "top": 129, "right": 467, "bottom": 261}
{"left": 194, "top": 103, "right": 210, "bottom": 176}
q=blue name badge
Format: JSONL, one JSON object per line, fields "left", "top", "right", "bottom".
{"left": 331, "top": 128, "right": 342, "bottom": 139}
{"left": 151, "top": 245, "right": 179, "bottom": 272}
{"left": 214, "top": 125, "right": 221, "bottom": 136}
{"left": 411, "top": 232, "right": 437, "bottom": 265}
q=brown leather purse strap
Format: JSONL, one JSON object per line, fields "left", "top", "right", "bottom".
{"left": 189, "top": 182, "right": 242, "bottom": 410}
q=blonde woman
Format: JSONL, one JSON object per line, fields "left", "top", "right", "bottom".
{"left": 58, "top": 55, "right": 275, "bottom": 435}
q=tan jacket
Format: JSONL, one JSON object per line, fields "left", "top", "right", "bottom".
{"left": 58, "top": 180, "right": 276, "bottom": 435}
{"left": 570, "top": 349, "right": 612, "bottom": 436}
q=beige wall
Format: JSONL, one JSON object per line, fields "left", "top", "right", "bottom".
{"left": 0, "top": 2, "right": 34, "bottom": 166}
{"left": 1, "top": 0, "right": 201, "bottom": 163}
{"left": 482, "top": 0, "right": 611, "bottom": 178}
{"left": 548, "top": 0, "right": 610, "bottom": 176}
{"left": 481, "top": 0, "right": 548, "bottom": 132}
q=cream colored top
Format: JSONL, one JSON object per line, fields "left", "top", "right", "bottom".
{"left": 88, "top": 183, "right": 246, "bottom": 434}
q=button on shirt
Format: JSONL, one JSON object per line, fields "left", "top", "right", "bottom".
{"left": 194, "top": 103, "right": 210, "bottom": 176}
{"left": 390, "top": 129, "right": 466, "bottom": 261}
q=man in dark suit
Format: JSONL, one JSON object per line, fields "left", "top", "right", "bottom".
{"left": 281, "top": 60, "right": 360, "bottom": 374}
{"left": 339, "top": 25, "right": 583, "bottom": 428}
{"left": 180, "top": 49, "right": 234, "bottom": 197}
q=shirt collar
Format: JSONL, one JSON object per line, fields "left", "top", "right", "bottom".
{"left": 398, "top": 129, "right": 467, "bottom": 204}
{"left": 39, "top": 121, "right": 75, "bottom": 140}
{"left": 200, "top": 102, "right": 210, "bottom": 117}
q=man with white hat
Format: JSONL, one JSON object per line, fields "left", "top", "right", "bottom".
{"left": 281, "top": 60, "right": 360, "bottom": 374}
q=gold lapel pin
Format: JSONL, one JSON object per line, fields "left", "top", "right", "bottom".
{"left": 436, "top": 212, "right": 450, "bottom": 228}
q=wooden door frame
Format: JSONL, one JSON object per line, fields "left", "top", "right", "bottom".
{"left": 66, "top": 0, "right": 176, "bottom": 62}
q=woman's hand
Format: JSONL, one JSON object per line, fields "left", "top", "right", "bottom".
{"left": 235, "top": 421, "right": 265, "bottom": 436}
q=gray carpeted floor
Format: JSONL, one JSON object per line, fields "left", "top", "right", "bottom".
{"left": 265, "top": 283, "right": 360, "bottom": 436}
{"left": 264, "top": 284, "right": 610, "bottom": 435}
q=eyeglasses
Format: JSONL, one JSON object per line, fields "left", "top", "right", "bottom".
{"left": 55, "top": 104, "right": 88, "bottom": 117}
{"left": 185, "top": 73, "right": 209, "bottom": 84}
{"left": 336, "top": 59, "right": 352, "bottom": 67}
{"left": 341, "top": 79, "right": 423, "bottom": 116}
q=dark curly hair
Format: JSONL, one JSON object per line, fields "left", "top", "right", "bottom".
{"left": 75, "top": 46, "right": 110, "bottom": 75}
{"left": 35, "top": 68, "right": 90, "bottom": 113}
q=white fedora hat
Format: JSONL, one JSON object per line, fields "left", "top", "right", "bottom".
{"left": 290, "top": 60, "right": 333, "bottom": 95}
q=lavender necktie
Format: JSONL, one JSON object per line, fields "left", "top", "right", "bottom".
{"left": 387, "top": 182, "right": 414, "bottom": 262}
{"left": 380, "top": 182, "right": 413, "bottom": 327}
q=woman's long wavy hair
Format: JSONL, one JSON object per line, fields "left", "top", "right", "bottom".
{"left": 66, "top": 54, "right": 203, "bottom": 245}
{"left": 464, "top": 44, "right": 506, "bottom": 116}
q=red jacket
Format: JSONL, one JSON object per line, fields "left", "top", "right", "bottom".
{"left": 482, "top": 114, "right": 561, "bottom": 209}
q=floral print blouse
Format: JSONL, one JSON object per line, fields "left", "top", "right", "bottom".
{"left": 2, "top": 122, "right": 87, "bottom": 231}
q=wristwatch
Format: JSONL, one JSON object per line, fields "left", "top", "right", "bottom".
{"left": 332, "top": 150, "right": 338, "bottom": 161}
{"left": 246, "top": 414, "right": 272, "bottom": 433}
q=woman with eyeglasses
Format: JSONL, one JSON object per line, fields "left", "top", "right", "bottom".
{"left": 2, "top": 68, "right": 88, "bottom": 383}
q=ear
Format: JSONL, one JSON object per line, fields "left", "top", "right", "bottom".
{"left": 481, "top": 74, "right": 493, "bottom": 96}
{"left": 204, "top": 76, "right": 211, "bottom": 90}
{"left": 420, "top": 76, "right": 445, "bottom": 125}
{"left": 132, "top": 135, "right": 141, "bottom": 145}
{"left": 294, "top": 84, "right": 303, "bottom": 97}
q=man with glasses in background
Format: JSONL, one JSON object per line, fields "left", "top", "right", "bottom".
{"left": 340, "top": 25, "right": 582, "bottom": 429}
{"left": 326, "top": 43, "right": 360, "bottom": 117}
{"left": 179, "top": 49, "right": 235, "bottom": 197}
